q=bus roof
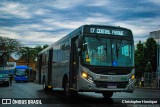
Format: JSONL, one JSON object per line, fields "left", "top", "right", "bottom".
{"left": 38, "top": 25, "right": 83, "bottom": 55}
{"left": 38, "top": 24, "right": 132, "bottom": 55}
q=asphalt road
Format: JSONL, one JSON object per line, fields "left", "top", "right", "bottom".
{"left": 0, "top": 82, "right": 160, "bottom": 107}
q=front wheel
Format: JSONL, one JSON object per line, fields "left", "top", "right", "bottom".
{"left": 63, "top": 79, "right": 77, "bottom": 97}
{"left": 102, "top": 92, "right": 113, "bottom": 98}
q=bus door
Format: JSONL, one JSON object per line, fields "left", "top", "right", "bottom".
{"left": 69, "top": 36, "right": 79, "bottom": 89}
{"left": 38, "top": 55, "right": 42, "bottom": 84}
{"left": 48, "top": 49, "right": 53, "bottom": 86}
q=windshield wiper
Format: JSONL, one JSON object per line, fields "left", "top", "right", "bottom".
{"left": 116, "top": 42, "right": 119, "bottom": 59}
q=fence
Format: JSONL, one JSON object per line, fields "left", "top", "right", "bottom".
{"left": 144, "top": 72, "right": 160, "bottom": 88}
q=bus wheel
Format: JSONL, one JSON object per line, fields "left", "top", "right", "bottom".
{"left": 102, "top": 92, "right": 113, "bottom": 98}
{"left": 63, "top": 79, "right": 77, "bottom": 97}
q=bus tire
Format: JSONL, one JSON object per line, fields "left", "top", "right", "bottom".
{"left": 63, "top": 79, "right": 77, "bottom": 97}
{"left": 102, "top": 92, "right": 113, "bottom": 98}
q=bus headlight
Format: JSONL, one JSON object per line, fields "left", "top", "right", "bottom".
{"left": 81, "top": 72, "right": 93, "bottom": 82}
{"left": 131, "top": 75, "right": 135, "bottom": 80}
{"left": 129, "top": 74, "right": 135, "bottom": 83}
{"left": 82, "top": 72, "right": 88, "bottom": 78}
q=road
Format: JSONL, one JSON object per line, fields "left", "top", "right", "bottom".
{"left": 0, "top": 82, "right": 160, "bottom": 107}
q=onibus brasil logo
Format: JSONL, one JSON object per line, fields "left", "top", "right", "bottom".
{"left": 2, "top": 99, "right": 42, "bottom": 104}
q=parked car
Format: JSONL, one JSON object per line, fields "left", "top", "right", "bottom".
{"left": 0, "top": 73, "right": 10, "bottom": 86}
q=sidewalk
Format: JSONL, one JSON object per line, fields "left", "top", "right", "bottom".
{"left": 135, "top": 87, "right": 160, "bottom": 91}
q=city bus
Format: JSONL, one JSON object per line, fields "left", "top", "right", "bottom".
{"left": 14, "top": 65, "right": 32, "bottom": 82}
{"left": 37, "top": 25, "right": 135, "bottom": 98}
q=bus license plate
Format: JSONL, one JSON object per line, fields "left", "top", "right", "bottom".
{"left": 107, "top": 84, "right": 117, "bottom": 88}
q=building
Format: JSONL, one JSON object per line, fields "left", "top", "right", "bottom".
{"left": 8, "top": 53, "right": 37, "bottom": 71}
{"left": 150, "top": 30, "right": 160, "bottom": 73}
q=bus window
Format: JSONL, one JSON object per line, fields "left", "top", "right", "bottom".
{"left": 112, "top": 40, "right": 133, "bottom": 67}
{"left": 81, "top": 37, "right": 133, "bottom": 67}
{"left": 81, "top": 37, "right": 112, "bottom": 66}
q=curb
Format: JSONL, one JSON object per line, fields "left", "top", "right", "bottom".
{"left": 135, "top": 87, "right": 160, "bottom": 91}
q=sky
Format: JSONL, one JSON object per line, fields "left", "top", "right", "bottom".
{"left": 0, "top": 0, "right": 160, "bottom": 47}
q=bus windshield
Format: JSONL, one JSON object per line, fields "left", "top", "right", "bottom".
{"left": 15, "top": 69, "right": 27, "bottom": 76}
{"left": 81, "top": 36, "right": 134, "bottom": 67}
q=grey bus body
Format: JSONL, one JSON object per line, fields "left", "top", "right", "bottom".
{"left": 37, "top": 25, "right": 135, "bottom": 98}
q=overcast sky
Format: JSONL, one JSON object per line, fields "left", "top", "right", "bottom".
{"left": 0, "top": 0, "right": 160, "bottom": 47}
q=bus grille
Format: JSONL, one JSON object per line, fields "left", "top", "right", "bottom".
{"left": 94, "top": 81, "right": 128, "bottom": 88}
{"left": 86, "top": 66, "right": 133, "bottom": 75}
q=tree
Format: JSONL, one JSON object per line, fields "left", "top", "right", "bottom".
{"left": 135, "top": 41, "right": 146, "bottom": 77}
{"left": 43, "top": 44, "right": 48, "bottom": 49}
{"left": 34, "top": 45, "right": 44, "bottom": 59}
{"left": 144, "top": 38, "right": 157, "bottom": 72}
{"left": 19, "top": 45, "right": 48, "bottom": 64}
{"left": 19, "top": 47, "right": 36, "bottom": 65}
{"left": 145, "top": 62, "right": 152, "bottom": 72}
{"left": 135, "top": 38, "right": 157, "bottom": 77}
{"left": 0, "top": 36, "right": 21, "bottom": 67}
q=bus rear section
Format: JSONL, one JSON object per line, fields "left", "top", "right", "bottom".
{"left": 14, "top": 65, "right": 30, "bottom": 82}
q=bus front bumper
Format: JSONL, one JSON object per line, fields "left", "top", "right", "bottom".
{"left": 77, "top": 76, "right": 135, "bottom": 92}
{"left": 14, "top": 76, "right": 28, "bottom": 81}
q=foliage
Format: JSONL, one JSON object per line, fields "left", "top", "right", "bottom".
{"left": 144, "top": 38, "right": 157, "bottom": 72}
{"left": 135, "top": 38, "right": 157, "bottom": 77}
{"left": 19, "top": 45, "right": 48, "bottom": 63}
{"left": 43, "top": 44, "right": 49, "bottom": 49}
{"left": 0, "top": 36, "right": 21, "bottom": 66}
{"left": 135, "top": 41, "right": 145, "bottom": 77}
{"left": 145, "top": 62, "right": 152, "bottom": 72}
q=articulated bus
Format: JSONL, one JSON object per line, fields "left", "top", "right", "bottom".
{"left": 37, "top": 25, "right": 135, "bottom": 98}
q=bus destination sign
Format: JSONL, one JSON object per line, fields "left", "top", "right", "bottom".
{"left": 90, "top": 28, "right": 124, "bottom": 36}
{"left": 84, "top": 25, "right": 133, "bottom": 38}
